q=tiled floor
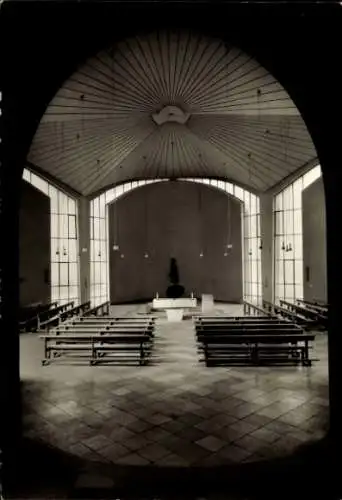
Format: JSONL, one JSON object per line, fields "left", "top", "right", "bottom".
{"left": 20, "top": 303, "right": 329, "bottom": 472}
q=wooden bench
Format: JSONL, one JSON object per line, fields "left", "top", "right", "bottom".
{"left": 38, "top": 301, "right": 75, "bottom": 330}
{"left": 297, "top": 298, "right": 329, "bottom": 312}
{"left": 40, "top": 332, "right": 153, "bottom": 366}
{"left": 19, "top": 301, "right": 59, "bottom": 332}
{"left": 60, "top": 317, "right": 155, "bottom": 331}
{"left": 280, "top": 299, "right": 327, "bottom": 329}
{"left": 243, "top": 301, "right": 275, "bottom": 317}
{"left": 296, "top": 298, "right": 328, "bottom": 313}
{"left": 65, "top": 320, "right": 155, "bottom": 327}
{"left": 75, "top": 316, "right": 156, "bottom": 325}
{"left": 82, "top": 301, "right": 110, "bottom": 317}
{"left": 59, "top": 301, "right": 91, "bottom": 322}
{"left": 262, "top": 300, "right": 315, "bottom": 329}
{"left": 196, "top": 327, "right": 303, "bottom": 346}
{"left": 195, "top": 316, "right": 292, "bottom": 324}
{"left": 201, "top": 333, "right": 315, "bottom": 366}
{"left": 196, "top": 322, "right": 303, "bottom": 333}
{"left": 73, "top": 317, "right": 156, "bottom": 332}
{"left": 53, "top": 326, "right": 155, "bottom": 339}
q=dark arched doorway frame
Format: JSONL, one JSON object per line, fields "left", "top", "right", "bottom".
{"left": 1, "top": 1, "right": 341, "bottom": 493}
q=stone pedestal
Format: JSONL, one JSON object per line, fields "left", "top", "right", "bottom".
{"left": 166, "top": 308, "right": 184, "bottom": 321}
{"left": 201, "top": 294, "right": 214, "bottom": 313}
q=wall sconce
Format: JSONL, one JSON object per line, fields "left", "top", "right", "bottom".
{"left": 281, "top": 241, "right": 286, "bottom": 251}
{"left": 226, "top": 243, "right": 233, "bottom": 249}
{"left": 120, "top": 254, "right": 125, "bottom": 259}
{"left": 63, "top": 247, "right": 67, "bottom": 256}
{"left": 248, "top": 250, "right": 252, "bottom": 256}
{"left": 259, "top": 240, "right": 263, "bottom": 250}
{"left": 144, "top": 253, "right": 149, "bottom": 258}
{"left": 113, "top": 244, "right": 120, "bottom": 251}
{"left": 199, "top": 252, "right": 204, "bottom": 258}
{"left": 81, "top": 247, "right": 88, "bottom": 253}
{"left": 55, "top": 249, "right": 60, "bottom": 255}
{"left": 98, "top": 251, "right": 101, "bottom": 257}
{"left": 224, "top": 252, "right": 228, "bottom": 257}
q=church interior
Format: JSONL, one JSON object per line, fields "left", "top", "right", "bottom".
{"left": 1, "top": 2, "right": 341, "bottom": 499}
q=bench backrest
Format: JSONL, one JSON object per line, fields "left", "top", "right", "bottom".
{"left": 59, "top": 301, "right": 91, "bottom": 320}
{"left": 55, "top": 328, "right": 153, "bottom": 335}
{"left": 41, "top": 333, "right": 151, "bottom": 343}
{"left": 39, "top": 301, "right": 74, "bottom": 321}
{"left": 243, "top": 301, "right": 274, "bottom": 317}
{"left": 203, "top": 333, "right": 315, "bottom": 344}
{"left": 280, "top": 299, "right": 326, "bottom": 321}
{"left": 196, "top": 323, "right": 300, "bottom": 332}
{"left": 263, "top": 301, "right": 311, "bottom": 322}
{"left": 195, "top": 315, "right": 277, "bottom": 321}
{"left": 83, "top": 301, "right": 110, "bottom": 317}
{"left": 197, "top": 327, "right": 302, "bottom": 336}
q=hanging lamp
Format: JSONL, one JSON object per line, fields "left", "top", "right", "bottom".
{"left": 198, "top": 185, "right": 204, "bottom": 258}
{"left": 144, "top": 191, "right": 149, "bottom": 259}
{"left": 112, "top": 195, "right": 120, "bottom": 251}
{"left": 111, "top": 47, "right": 120, "bottom": 253}
{"left": 225, "top": 193, "right": 233, "bottom": 255}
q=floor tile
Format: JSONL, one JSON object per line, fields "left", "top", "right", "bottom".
{"left": 195, "top": 435, "right": 226, "bottom": 452}
{"left": 138, "top": 443, "right": 170, "bottom": 461}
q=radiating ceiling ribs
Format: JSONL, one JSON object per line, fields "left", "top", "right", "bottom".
{"left": 190, "top": 119, "right": 310, "bottom": 171}
{"left": 28, "top": 30, "right": 317, "bottom": 195}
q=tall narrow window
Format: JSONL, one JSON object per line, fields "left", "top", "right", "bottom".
{"left": 23, "top": 168, "right": 80, "bottom": 305}
{"left": 273, "top": 164, "right": 321, "bottom": 304}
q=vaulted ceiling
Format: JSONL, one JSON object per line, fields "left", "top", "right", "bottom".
{"left": 28, "top": 30, "right": 317, "bottom": 197}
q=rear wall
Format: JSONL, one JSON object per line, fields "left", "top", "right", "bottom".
{"left": 109, "top": 181, "right": 242, "bottom": 303}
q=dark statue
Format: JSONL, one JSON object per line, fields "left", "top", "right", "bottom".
{"left": 166, "top": 257, "right": 185, "bottom": 298}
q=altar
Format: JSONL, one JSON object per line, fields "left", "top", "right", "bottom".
{"left": 152, "top": 297, "right": 197, "bottom": 321}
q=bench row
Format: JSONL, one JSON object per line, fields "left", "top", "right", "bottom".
{"left": 194, "top": 314, "right": 315, "bottom": 366}
{"left": 41, "top": 331, "right": 154, "bottom": 366}
{"left": 40, "top": 301, "right": 112, "bottom": 330}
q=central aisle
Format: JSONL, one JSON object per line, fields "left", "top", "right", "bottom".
{"left": 152, "top": 318, "right": 199, "bottom": 368}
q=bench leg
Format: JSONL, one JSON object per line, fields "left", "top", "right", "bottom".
{"left": 140, "top": 345, "right": 145, "bottom": 366}
{"left": 302, "top": 341, "right": 311, "bottom": 366}
{"left": 91, "top": 343, "right": 97, "bottom": 365}
{"left": 251, "top": 345, "right": 259, "bottom": 365}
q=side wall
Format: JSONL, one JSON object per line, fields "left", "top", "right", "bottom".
{"left": 19, "top": 180, "right": 51, "bottom": 306}
{"left": 109, "top": 181, "right": 243, "bottom": 303}
{"left": 302, "top": 177, "right": 327, "bottom": 303}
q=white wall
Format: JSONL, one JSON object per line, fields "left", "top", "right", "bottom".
{"left": 302, "top": 177, "right": 327, "bottom": 303}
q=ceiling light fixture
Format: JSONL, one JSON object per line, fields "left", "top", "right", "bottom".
{"left": 152, "top": 105, "right": 190, "bottom": 125}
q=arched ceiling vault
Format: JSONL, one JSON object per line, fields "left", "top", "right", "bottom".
{"left": 28, "top": 30, "right": 317, "bottom": 196}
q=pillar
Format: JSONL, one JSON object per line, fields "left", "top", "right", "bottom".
{"left": 260, "top": 193, "right": 273, "bottom": 303}
{"left": 78, "top": 197, "right": 90, "bottom": 304}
